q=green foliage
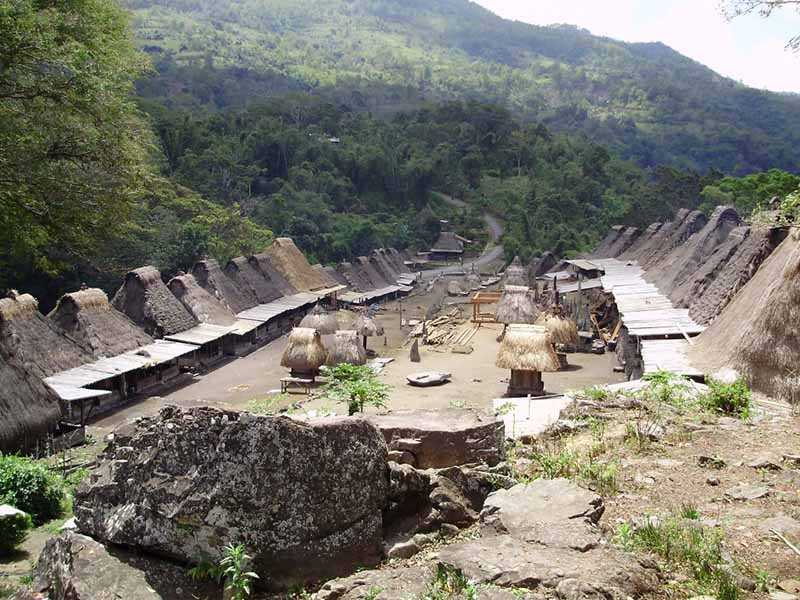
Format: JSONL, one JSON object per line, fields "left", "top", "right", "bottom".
{"left": 187, "top": 560, "right": 224, "bottom": 583}
{"left": 640, "top": 370, "right": 696, "bottom": 411}
{"left": 420, "top": 565, "right": 477, "bottom": 600}
{"left": 320, "top": 364, "right": 390, "bottom": 415}
{"left": 615, "top": 515, "right": 740, "bottom": 599}
{"left": 0, "top": 508, "right": 32, "bottom": 555}
{"left": 128, "top": 0, "right": 800, "bottom": 175}
{"left": 699, "top": 170, "right": 800, "bottom": 216}
{"left": 221, "top": 543, "right": 259, "bottom": 600}
{"left": 247, "top": 393, "right": 291, "bottom": 415}
{"left": 0, "top": 455, "right": 64, "bottom": 525}
{"left": 776, "top": 187, "right": 800, "bottom": 225}
{"left": 702, "top": 378, "right": 752, "bottom": 419}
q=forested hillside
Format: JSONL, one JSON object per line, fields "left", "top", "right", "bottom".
{"left": 127, "top": 0, "right": 800, "bottom": 174}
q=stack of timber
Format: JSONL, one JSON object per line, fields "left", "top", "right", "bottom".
{"left": 407, "top": 308, "right": 478, "bottom": 347}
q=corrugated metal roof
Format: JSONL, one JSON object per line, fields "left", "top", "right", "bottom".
{"left": 46, "top": 383, "right": 111, "bottom": 402}
{"left": 557, "top": 278, "right": 603, "bottom": 294}
{"left": 236, "top": 293, "right": 318, "bottom": 323}
{"left": 564, "top": 259, "right": 601, "bottom": 271}
{"left": 229, "top": 319, "right": 262, "bottom": 336}
{"left": 165, "top": 323, "right": 233, "bottom": 345}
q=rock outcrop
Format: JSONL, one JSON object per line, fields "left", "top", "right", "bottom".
{"left": 74, "top": 406, "right": 389, "bottom": 590}
{"left": 367, "top": 409, "right": 505, "bottom": 469}
{"left": 24, "top": 532, "right": 216, "bottom": 600}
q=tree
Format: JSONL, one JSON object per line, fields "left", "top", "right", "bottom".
{"left": 320, "top": 364, "right": 390, "bottom": 415}
{"left": 721, "top": 1, "right": 800, "bottom": 48}
{"left": 0, "top": 0, "right": 151, "bottom": 278}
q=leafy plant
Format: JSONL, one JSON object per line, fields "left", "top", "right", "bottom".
{"left": 220, "top": 544, "right": 259, "bottom": 600}
{"left": 320, "top": 364, "right": 390, "bottom": 415}
{"left": 578, "top": 459, "right": 620, "bottom": 496}
{"left": 188, "top": 560, "right": 224, "bottom": 583}
{"left": 421, "top": 565, "right": 477, "bottom": 600}
{"left": 0, "top": 455, "right": 64, "bottom": 524}
{"left": 702, "top": 378, "right": 751, "bottom": 419}
{"left": 0, "top": 508, "right": 33, "bottom": 555}
{"left": 247, "top": 393, "right": 291, "bottom": 415}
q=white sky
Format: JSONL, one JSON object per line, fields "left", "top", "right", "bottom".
{"left": 473, "top": 0, "right": 800, "bottom": 93}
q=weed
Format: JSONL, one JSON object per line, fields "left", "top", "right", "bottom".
{"left": 679, "top": 503, "right": 700, "bottom": 520}
{"left": 624, "top": 421, "right": 652, "bottom": 453}
{"left": 576, "top": 385, "right": 611, "bottom": 403}
{"left": 532, "top": 445, "right": 578, "bottom": 479}
{"left": 614, "top": 513, "right": 741, "bottom": 599}
{"left": 753, "top": 569, "right": 773, "bottom": 593}
{"left": 579, "top": 460, "right": 620, "bottom": 496}
{"left": 0, "top": 454, "right": 64, "bottom": 524}
{"left": 188, "top": 560, "right": 224, "bottom": 583}
{"left": 364, "top": 586, "right": 383, "bottom": 600}
{"left": 221, "top": 543, "right": 259, "bottom": 600}
{"left": 420, "top": 565, "right": 476, "bottom": 600}
{"left": 702, "top": 378, "right": 751, "bottom": 419}
{"left": 247, "top": 393, "right": 291, "bottom": 415}
{"left": 449, "top": 398, "right": 467, "bottom": 409}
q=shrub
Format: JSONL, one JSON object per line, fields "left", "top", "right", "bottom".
{"left": 703, "top": 378, "right": 751, "bottom": 418}
{"left": 0, "top": 455, "right": 64, "bottom": 524}
{"left": 0, "top": 508, "right": 33, "bottom": 555}
{"left": 320, "top": 364, "right": 390, "bottom": 415}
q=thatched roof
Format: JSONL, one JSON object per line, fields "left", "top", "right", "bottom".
{"left": 0, "top": 293, "right": 92, "bottom": 378}
{"left": 431, "top": 231, "right": 464, "bottom": 253}
{"left": 641, "top": 209, "right": 708, "bottom": 269}
{"left": 48, "top": 288, "right": 153, "bottom": 359}
{"left": 249, "top": 252, "right": 298, "bottom": 297}
{"left": 264, "top": 238, "right": 329, "bottom": 292}
{"left": 357, "top": 256, "right": 390, "bottom": 289}
{"left": 690, "top": 231, "right": 800, "bottom": 404}
{"left": 605, "top": 226, "right": 641, "bottom": 258}
{"left": 386, "top": 248, "right": 411, "bottom": 274}
{"left": 299, "top": 304, "right": 339, "bottom": 334}
{"left": 619, "top": 222, "right": 663, "bottom": 261}
{"left": 536, "top": 311, "right": 579, "bottom": 346}
{"left": 168, "top": 274, "right": 237, "bottom": 326}
{"left": 528, "top": 252, "right": 558, "bottom": 278}
{"left": 496, "top": 324, "right": 560, "bottom": 372}
{"left": 193, "top": 258, "right": 257, "bottom": 314}
{"left": 495, "top": 286, "right": 540, "bottom": 325}
{"left": 313, "top": 264, "right": 343, "bottom": 290}
{"left": 504, "top": 257, "right": 528, "bottom": 287}
{"left": 225, "top": 256, "right": 284, "bottom": 304}
{"left": 280, "top": 327, "right": 327, "bottom": 371}
{"left": 352, "top": 313, "right": 385, "bottom": 337}
{"left": 591, "top": 225, "right": 625, "bottom": 258}
{"left": 323, "top": 265, "right": 350, "bottom": 288}
{"left": 111, "top": 266, "right": 198, "bottom": 338}
{"left": 325, "top": 330, "right": 367, "bottom": 366}
{"left": 337, "top": 262, "right": 375, "bottom": 292}
{"left": 371, "top": 250, "right": 400, "bottom": 282}
{"left": 0, "top": 351, "right": 62, "bottom": 453}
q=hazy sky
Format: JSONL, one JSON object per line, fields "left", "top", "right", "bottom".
{"left": 473, "top": 0, "right": 800, "bottom": 93}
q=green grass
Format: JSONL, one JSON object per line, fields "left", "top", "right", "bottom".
{"left": 702, "top": 378, "right": 752, "bottom": 419}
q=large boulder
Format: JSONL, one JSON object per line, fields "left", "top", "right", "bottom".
{"left": 74, "top": 407, "right": 389, "bottom": 590}
{"left": 23, "top": 532, "right": 216, "bottom": 600}
{"left": 367, "top": 409, "right": 505, "bottom": 469}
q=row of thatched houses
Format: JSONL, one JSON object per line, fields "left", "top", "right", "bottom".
{"left": 1, "top": 239, "right": 418, "bottom": 453}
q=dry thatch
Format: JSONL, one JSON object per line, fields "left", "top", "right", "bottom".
{"left": 495, "top": 286, "right": 540, "bottom": 325}
{"left": 528, "top": 252, "right": 558, "bottom": 279}
{"left": 299, "top": 304, "right": 339, "bottom": 334}
{"left": 386, "top": 248, "right": 412, "bottom": 274}
{"left": 226, "top": 256, "right": 285, "bottom": 303}
{"left": 265, "top": 238, "right": 329, "bottom": 292}
{"left": 168, "top": 273, "right": 237, "bottom": 326}
{"left": 504, "top": 257, "right": 528, "bottom": 287}
{"left": 431, "top": 231, "right": 464, "bottom": 253}
{"left": 357, "top": 256, "right": 391, "bottom": 288}
{"left": 496, "top": 324, "right": 560, "bottom": 372}
{"left": 336, "top": 262, "right": 374, "bottom": 292}
{"left": 313, "top": 264, "right": 343, "bottom": 290}
{"left": 536, "top": 310, "right": 579, "bottom": 346}
{"left": 49, "top": 288, "right": 153, "bottom": 359}
{"left": 280, "top": 327, "right": 327, "bottom": 372}
{"left": 0, "top": 351, "right": 62, "bottom": 453}
{"left": 371, "top": 250, "right": 400, "bottom": 282}
{"left": 111, "top": 266, "right": 198, "bottom": 338}
{"left": 1, "top": 293, "right": 92, "bottom": 378}
{"left": 690, "top": 231, "right": 800, "bottom": 404}
{"left": 352, "top": 313, "right": 385, "bottom": 337}
{"left": 193, "top": 258, "right": 257, "bottom": 314}
{"left": 325, "top": 330, "right": 367, "bottom": 366}
{"left": 323, "top": 265, "right": 350, "bottom": 288}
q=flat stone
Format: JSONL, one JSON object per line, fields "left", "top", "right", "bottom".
{"left": 26, "top": 532, "right": 216, "bottom": 600}
{"left": 749, "top": 455, "right": 783, "bottom": 471}
{"left": 770, "top": 592, "right": 798, "bottom": 600}
{"left": 367, "top": 409, "right": 505, "bottom": 468}
{"left": 698, "top": 455, "right": 726, "bottom": 469}
{"left": 759, "top": 514, "right": 800, "bottom": 538}
{"left": 480, "top": 480, "right": 604, "bottom": 552}
{"left": 437, "top": 535, "right": 659, "bottom": 597}
{"left": 74, "top": 407, "right": 389, "bottom": 591}
{"left": 779, "top": 581, "right": 800, "bottom": 594}
{"left": 725, "top": 484, "right": 770, "bottom": 501}
{"left": 315, "top": 566, "right": 434, "bottom": 599}
{"left": 385, "top": 540, "right": 420, "bottom": 560}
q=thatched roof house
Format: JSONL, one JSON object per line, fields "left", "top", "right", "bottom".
{"left": 619, "top": 222, "right": 664, "bottom": 261}
{"left": 0, "top": 351, "right": 62, "bottom": 453}
{"left": 0, "top": 293, "right": 92, "bottom": 378}
{"left": 322, "top": 265, "right": 349, "bottom": 288}
{"left": 49, "top": 288, "right": 153, "bottom": 359}
{"left": 325, "top": 330, "right": 367, "bottom": 366}
{"left": 504, "top": 256, "right": 527, "bottom": 287}
{"left": 496, "top": 324, "right": 560, "bottom": 372}
{"left": 690, "top": 231, "right": 800, "bottom": 404}
{"left": 112, "top": 266, "right": 198, "bottom": 338}
{"left": 264, "top": 238, "right": 331, "bottom": 292}
{"left": 337, "top": 262, "right": 375, "bottom": 292}
{"left": 249, "top": 252, "right": 298, "bottom": 297}
{"left": 431, "top": 232, "right": 464, "bottom": 255}
{"left": 371, "top": 250, "right": 400, "bottom": 282}
{"left": 168, "top": 273, "right": 237, "bottom": 326}
{"left": 280, "top": 327, "right": 327, "bottom": 373}
{"left": 591, "top": 225, "right": 625, "bottom": 258}
{"left": 225, "top": 257, "right": 284, "bottom": 304}
{"left": 536, "top": 311, "right": 579, "bottom": 346}
{"left": 193, "top": 258, "right": 257, "bottom": 314}
{"left": 528, "top": 252, "right": 558, "bottom": 279}
{"left": 495, "top": 286, "right": 540, "bottom": 325}
{"left": 357, "top": 256, "right": 390, "bottom": 289}
{"left": 299, "top": 304, "right": 339, "bottom": 334}
{"left": 386, "top": 248, "right": 412, "bottom": 274}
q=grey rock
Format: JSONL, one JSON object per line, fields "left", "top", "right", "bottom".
{"left": 748, "top": 455, "right": 783, "bottom": 471}
{"left": 439, "top": 523, "right": 460, "bottom": 538}
{"left": 387, "top": 450, "right": 415, "bottom": 465}
{"left": 429, "top": 477, "right": 477, "bottom": 527}
{"left": 759, "top": 514, "right": 800, "bottom": 538}
{"left": 698, "top": 455, "right": 726, "bottom": 469}
{"left": 74, "top": 406, "right": 388, "bottom": 591}
{"left": 480, "top": 479, "right": 604, "bottom": 552}
{"left": 385, "top": 540, "right": 420, "bottom": 560}
{"left": 438, "top": 535, "right": 660, "bottom": 597}
{"left": 778, "top": 580, "right": 800, "bottom": 594}
{"left": 770, "top": 592, "right": 798, "bottom": 600}
{"left": 314, "top": 565, "right": 434, "bottom": 599}
{"left": 706, "top": 476, "right": 721, "bottom": 486}
{"left": 725, "top": 483, "right": 770, "bottom": 501}
{"left": 27, "top": 532, "right": 216, "bottom": 600}
{"left": 367, "top": 409, "right": 505, "bottom": 468}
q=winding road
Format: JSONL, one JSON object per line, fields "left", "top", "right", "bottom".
{"left": 425, "top": 192, "right": 505, "bottom": 277}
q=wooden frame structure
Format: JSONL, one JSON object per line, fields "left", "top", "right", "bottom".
{"left": 470, "top": 291, "right": 502, "bottom": 323}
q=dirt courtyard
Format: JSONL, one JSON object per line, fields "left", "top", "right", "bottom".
{"left": 90, "top": 285, "right": 624, "bottom": 436}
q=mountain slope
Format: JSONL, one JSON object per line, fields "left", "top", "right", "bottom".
{"left": 126, "top": 0, "right": 800, "bottom": 174}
